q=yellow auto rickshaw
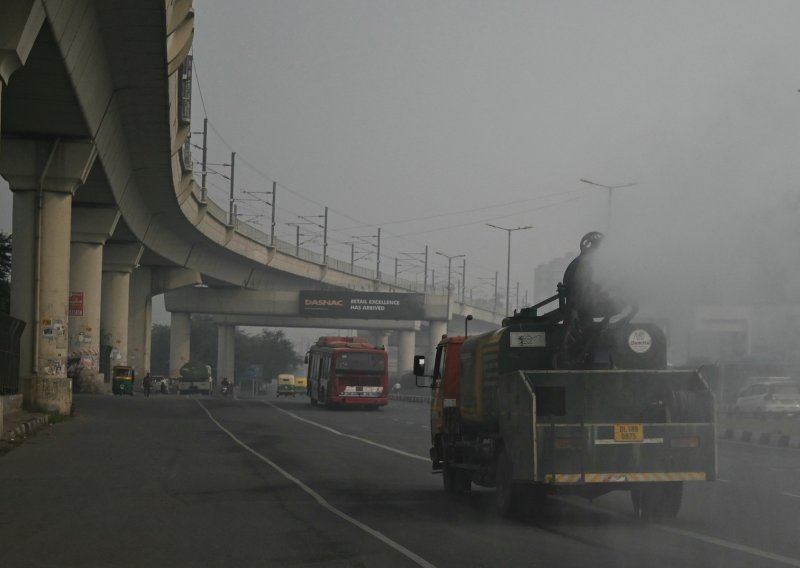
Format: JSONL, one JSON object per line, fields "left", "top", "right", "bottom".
{"left": 276, "top": 374, "right": 295, "bottom": 397}
{"left": 112, "top": 365, "right": 135, "bottom": 396}
{"left": 293, "top": 376, "right": 308, "bottom": 396}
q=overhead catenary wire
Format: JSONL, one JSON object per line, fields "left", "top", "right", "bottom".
{"left": 190, "top": 57, "right": 586, "bottom": 296}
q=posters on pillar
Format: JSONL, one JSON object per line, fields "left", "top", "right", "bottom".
{"left": 69, "top": 292, "right": 84, "bottom": 316}
{"left": 299, "top": 291, "right": 424, "bottom": 320}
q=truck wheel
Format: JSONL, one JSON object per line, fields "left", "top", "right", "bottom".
{"left": 495, "top": 448, "right": 523, "bottom": 517}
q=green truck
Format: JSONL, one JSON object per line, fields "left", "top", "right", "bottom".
{"left": 417, "top": 316, "right": 716, "bottom": 519}
{"left": 416, "top": 233, "right": 717, "bottom": 522}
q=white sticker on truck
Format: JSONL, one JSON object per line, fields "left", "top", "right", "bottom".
{"left": 628, "top": 329, "right": 653, "bottom": 354}
{"left": 509, "top": 331, "right": 546, "bottom": 348}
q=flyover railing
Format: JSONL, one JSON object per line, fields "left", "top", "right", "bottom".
{"left": 189, "top": 184, "right": 497, "bottom": 315}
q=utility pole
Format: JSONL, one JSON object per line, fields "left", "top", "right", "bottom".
{"left": 436, "top": 251, "right": 465, "bottom": 317}
{"left": 376, "top": 228, "right": 381, "bottom": 279}
{"left": 270, "top": 181, "right": 276, "bottom": 246}
{"left": 424, "top": 245, "right": 429, "bottom": 292}
{"left": 461, "top": 258, "right": 466, "bottom": 303}
{"left": 323, "top": 206, "right": 328, "bottom": 264}
{"left": 200, "top": 117, "right": 208, "bottom": 201}
{"left": 228, "top": 151, "right": 236, "bottom": 226}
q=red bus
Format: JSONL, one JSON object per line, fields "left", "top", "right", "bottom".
{"left": 306, "top": 336, "right": 389, "bottom": 408}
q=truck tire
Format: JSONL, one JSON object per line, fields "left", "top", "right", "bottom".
{"left": 495, "top": 448, "right": 524, "bottom": 517}
{"left": 631, "top": 482, "right": 683, "bottom": 520}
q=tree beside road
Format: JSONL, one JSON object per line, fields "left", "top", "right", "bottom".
{"left": 149, "top": 315, "right": 301, "bottom": 383}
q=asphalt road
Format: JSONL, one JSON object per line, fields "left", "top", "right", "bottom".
{"left": 1, "top": 393, "right": 799, "bottom": 568}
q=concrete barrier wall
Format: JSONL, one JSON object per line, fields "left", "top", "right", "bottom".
{"left": 1, "top": 394, "right": 23, "bottom": 414}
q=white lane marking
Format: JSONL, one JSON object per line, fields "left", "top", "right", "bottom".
{"left": 558, "top": 497, "right": 800, "bottom": 567}
{"left": 261, "top": 400, "right": 429, "bottom": 462}
{"left": 781, "top": 491, "right": 800, "bottom": 499}
{"left": 717, "top": 478, "right": 730, "bottom": 483}
{"left": 249, "top": 402, "right": 800, "bottom": 566}
{"left": 195, "top": 400, "right": 438, "bottom": 568}
{"left": 659, "top": 526, "right": 800, "bottom": 567}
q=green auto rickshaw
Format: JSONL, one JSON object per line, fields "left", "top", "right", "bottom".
{"left": 112, "top": 366, "right": 135, "bottom": 395}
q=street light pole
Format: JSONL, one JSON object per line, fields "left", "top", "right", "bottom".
{"left": 486, "top": 224, "right": 532, "bottom": 316}
{"left": 579, "top": 178, "right": 637, "bottom": 232}
{"left": 435, "top": 251, "right": 465, "bottom": 317}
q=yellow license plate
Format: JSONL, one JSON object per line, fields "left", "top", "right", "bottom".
{"left": 614, "top": 423, "right": 643, "bottom": 442}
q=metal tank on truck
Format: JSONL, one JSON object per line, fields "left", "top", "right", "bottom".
{"left": 415, "top": 232, "right": 716, "bottom": 519}
{"left": 177, "top": 361, "right": 213, "bottom": 395}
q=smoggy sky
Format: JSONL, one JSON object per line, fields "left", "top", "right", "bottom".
{"left": 3, "top": 0, "right": 800, "bottom": 310}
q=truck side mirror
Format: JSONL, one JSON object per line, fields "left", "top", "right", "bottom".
{"left": 304, "top": 354, "right": 309, "bottom": 364}
{"left": 413, "top": 355, "right": 425, "bottom": 377}
{"left": 414, "top": 355, "right": 434, "bottom": 388}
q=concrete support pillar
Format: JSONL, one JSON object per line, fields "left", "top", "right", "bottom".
{"left": 128, "top": 266, "right": 200, "bottom": 379}
{"left": 396, "top": 330, "right": 415, "bottom": 378}
{"left": 216, "top": 324, "right": 235, "bottom": 385}
{"left": 101, "top": 243, "right": 144, "bottom": 377}
{"left": 101, "top": 271, "right": 131, "bottom": 368}
{"left": 1, "top": 138, "right": 97, "bottom": 414}
{"left": 374, "top": 331, "right": 390, "bottom": 350}
{"left": 70, "top": 206, "right": 119, "bottom": 393}
{"left": 127, "top": 267, "right": 153, "bottom": 378}
{"left": 9, "top": 190, "right": 36, "bottom": 379}
{"left": 428, "top": 320, "right": 447, "bottom": 357}
{"left": 169, "top": 312, "right": 191, "bottom": 378}
{"left": 69, "top": 242, "right": 104, "bottom": 389}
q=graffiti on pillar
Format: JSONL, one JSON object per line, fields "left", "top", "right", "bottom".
{"left": 110, "top": 348, "right": 124, "bottom": 361}
{"left": 69, "top": 346, "right": 99, "bottom": 372}
{"left": 53, "top": 320, "right": 67, "bottom": 349}
{"left": 44, "top": 359, "right": 65, "bottom": 376}
{"left": 80, "top": 332, "right": 94, "bottom": 344}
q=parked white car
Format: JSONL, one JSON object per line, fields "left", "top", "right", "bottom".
{"left": 734, "top": 378, "right": 800, "bottom": 414}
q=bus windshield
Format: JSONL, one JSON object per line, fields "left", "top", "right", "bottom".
{"left": 335, "top": 352, "right": 385, "bottom": 373}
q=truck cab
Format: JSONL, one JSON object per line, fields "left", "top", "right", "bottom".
{"left": 426, "top": 336, "right": 466, "bottom": 469}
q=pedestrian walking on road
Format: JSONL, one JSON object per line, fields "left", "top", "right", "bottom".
{"left": 143, "top": 372, "right": 153, "bottom": 398}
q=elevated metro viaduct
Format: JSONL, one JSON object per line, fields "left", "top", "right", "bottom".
{"left": 0, "top": 1, "right": 502, "bottom": 414}
{"left": 163, "top": 287, "right": 501, "bottom": 383}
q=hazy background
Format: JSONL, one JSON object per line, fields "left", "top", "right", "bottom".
{"left": 2, "top": 1, "right": 800, "bottom": 359}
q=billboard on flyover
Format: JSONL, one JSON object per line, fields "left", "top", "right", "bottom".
{"left": 299, "top": 291, "right": 424, "bottom": 320}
